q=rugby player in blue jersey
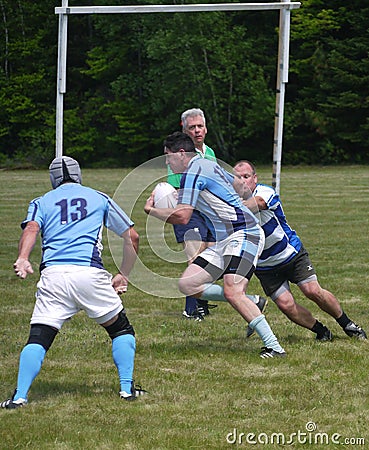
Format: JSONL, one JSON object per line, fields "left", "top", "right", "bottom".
{"left": 167, "top": 108, "right": 217, "bottom": 320}
{"left": 168, "top": 108, "right": 267, "bottom": 321}
{"left": 145, "top": 132, "right": 286, "bottom": 359}
{"left": 1, "top": 157, "right": 146, "bottom": 409}
{"left": 234, "top": 160, "right": 367, "bottom": 341}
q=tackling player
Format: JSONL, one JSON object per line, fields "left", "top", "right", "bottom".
{"left": 167, "top": 108, "right": 267, "bottom": 322}
{"left": 234, "top": 160, "right": 367, "bottom": 341}
{"left": 145, "top": 131, "right": 286, "bottom": 358}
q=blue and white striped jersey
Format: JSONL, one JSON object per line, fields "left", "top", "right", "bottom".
{"left": 22, "top": 183, "right": 133, "bottom": 270}
{"left": 178, "top": 156, "right": 258, "bottom": 241}
{"left": 253, "top": 183, "right": 301, "bottom": 270}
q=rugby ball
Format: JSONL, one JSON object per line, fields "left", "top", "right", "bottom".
{"left": 153, "top": 182, "right": 178, "bottom": 208}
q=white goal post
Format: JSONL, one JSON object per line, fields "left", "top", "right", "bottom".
{"left": 55, "top": 1, "right": 301, "bottom": 193}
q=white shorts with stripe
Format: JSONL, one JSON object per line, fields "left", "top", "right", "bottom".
{"left": 31, "top": 265, "right": 123, "bottom": 329}
{"left": 198, "top": 225, "right": 265, "bottom": 274}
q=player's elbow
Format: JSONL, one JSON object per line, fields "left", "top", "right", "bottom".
{"left": 130, "top": 227, "right": 139, "bottom": 245}
{"left": 123, "top": 227, "right": 139, "bottom": 246}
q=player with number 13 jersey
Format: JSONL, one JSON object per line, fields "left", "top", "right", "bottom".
{"left": 24, "top": 184, "right": 133, "bottom": 271}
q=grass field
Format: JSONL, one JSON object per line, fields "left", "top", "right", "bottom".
{"left": 0, "top": 165, "right": 368, "bottom": 449}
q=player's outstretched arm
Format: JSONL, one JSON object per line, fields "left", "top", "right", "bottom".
{"left": 14, "top": 221, "right": 39, "bottom": 279}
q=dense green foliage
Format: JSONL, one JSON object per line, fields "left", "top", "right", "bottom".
{"left": 0, "top": 0, "right": 368, "bottom": 167}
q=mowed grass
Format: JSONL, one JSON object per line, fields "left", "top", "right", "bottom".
{"left": 0, "top": 165, "right": 368, "bottom": 450}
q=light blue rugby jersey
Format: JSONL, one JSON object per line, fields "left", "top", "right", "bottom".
{"left": 178, "top": 155, "right": 258, "bottom": 241}
{"left": 253, "top": 183, "right": 301, "bottom": 270}
{"left": 22, "top": 183, "right": 133, "bottom": 271}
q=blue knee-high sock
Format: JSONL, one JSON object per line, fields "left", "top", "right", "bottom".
{"left": 200, "top": 284, "right": 259, "bottom": 304}
{"left": 14, "top": 343, "right": 46, "bottom": 401}
{"left": 249, "top": 315, "right": 285, "bottom": 353}
{"left": 185, "top": 296, "right": 198, "bottom": 314}
{"left": 200, "top": 284, "right": 226, "bottom": 302}
{"left": 112, "top": 334, "right": 136, "bottom": 394}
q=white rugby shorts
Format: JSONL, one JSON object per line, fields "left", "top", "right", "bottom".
{"left": 31, "top": 265, "right": 123, "bottom": 329}
{"left": 199, "top": 226, "right": 265, "bottom": 271}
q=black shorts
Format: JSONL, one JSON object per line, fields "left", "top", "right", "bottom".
{"left": 173, "top": 210, "right": 215, "bottom": 244}
{"left": 194, "top": 255, "right": 256, "bottom": 281}
{"left": 255, "top": 246, "right": 317, "bottom": 297}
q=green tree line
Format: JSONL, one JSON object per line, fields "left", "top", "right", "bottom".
{"left": 1, "top": 0, "right": 368, "bottom": 168}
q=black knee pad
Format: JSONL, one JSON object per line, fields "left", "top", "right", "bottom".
{"left": 105, "top": 310, "right": 135, "bottom": 340}
{"left": 26, "top": 324, "right": 58, "bottom": 351}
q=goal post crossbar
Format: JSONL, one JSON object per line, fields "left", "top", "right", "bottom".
{"left": 55, "top": 3, "right": 301, "bottom": 14}
{"left": 55, "top": 1, "right": 301, "bottom": 193}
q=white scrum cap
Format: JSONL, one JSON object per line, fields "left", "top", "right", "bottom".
{"left": 49, "top": 156, "right": 82, "bottom": 189}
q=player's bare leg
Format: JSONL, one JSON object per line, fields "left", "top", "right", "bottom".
{"left": 178, "top": 266, "right": 285, "bottom": 357}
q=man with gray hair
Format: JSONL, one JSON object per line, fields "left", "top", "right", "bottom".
{"left": 167, "top": 108, "right": 217, "bottom": 320}
{"left": 167, "top": 108, "right": 267, "bottom": 324}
